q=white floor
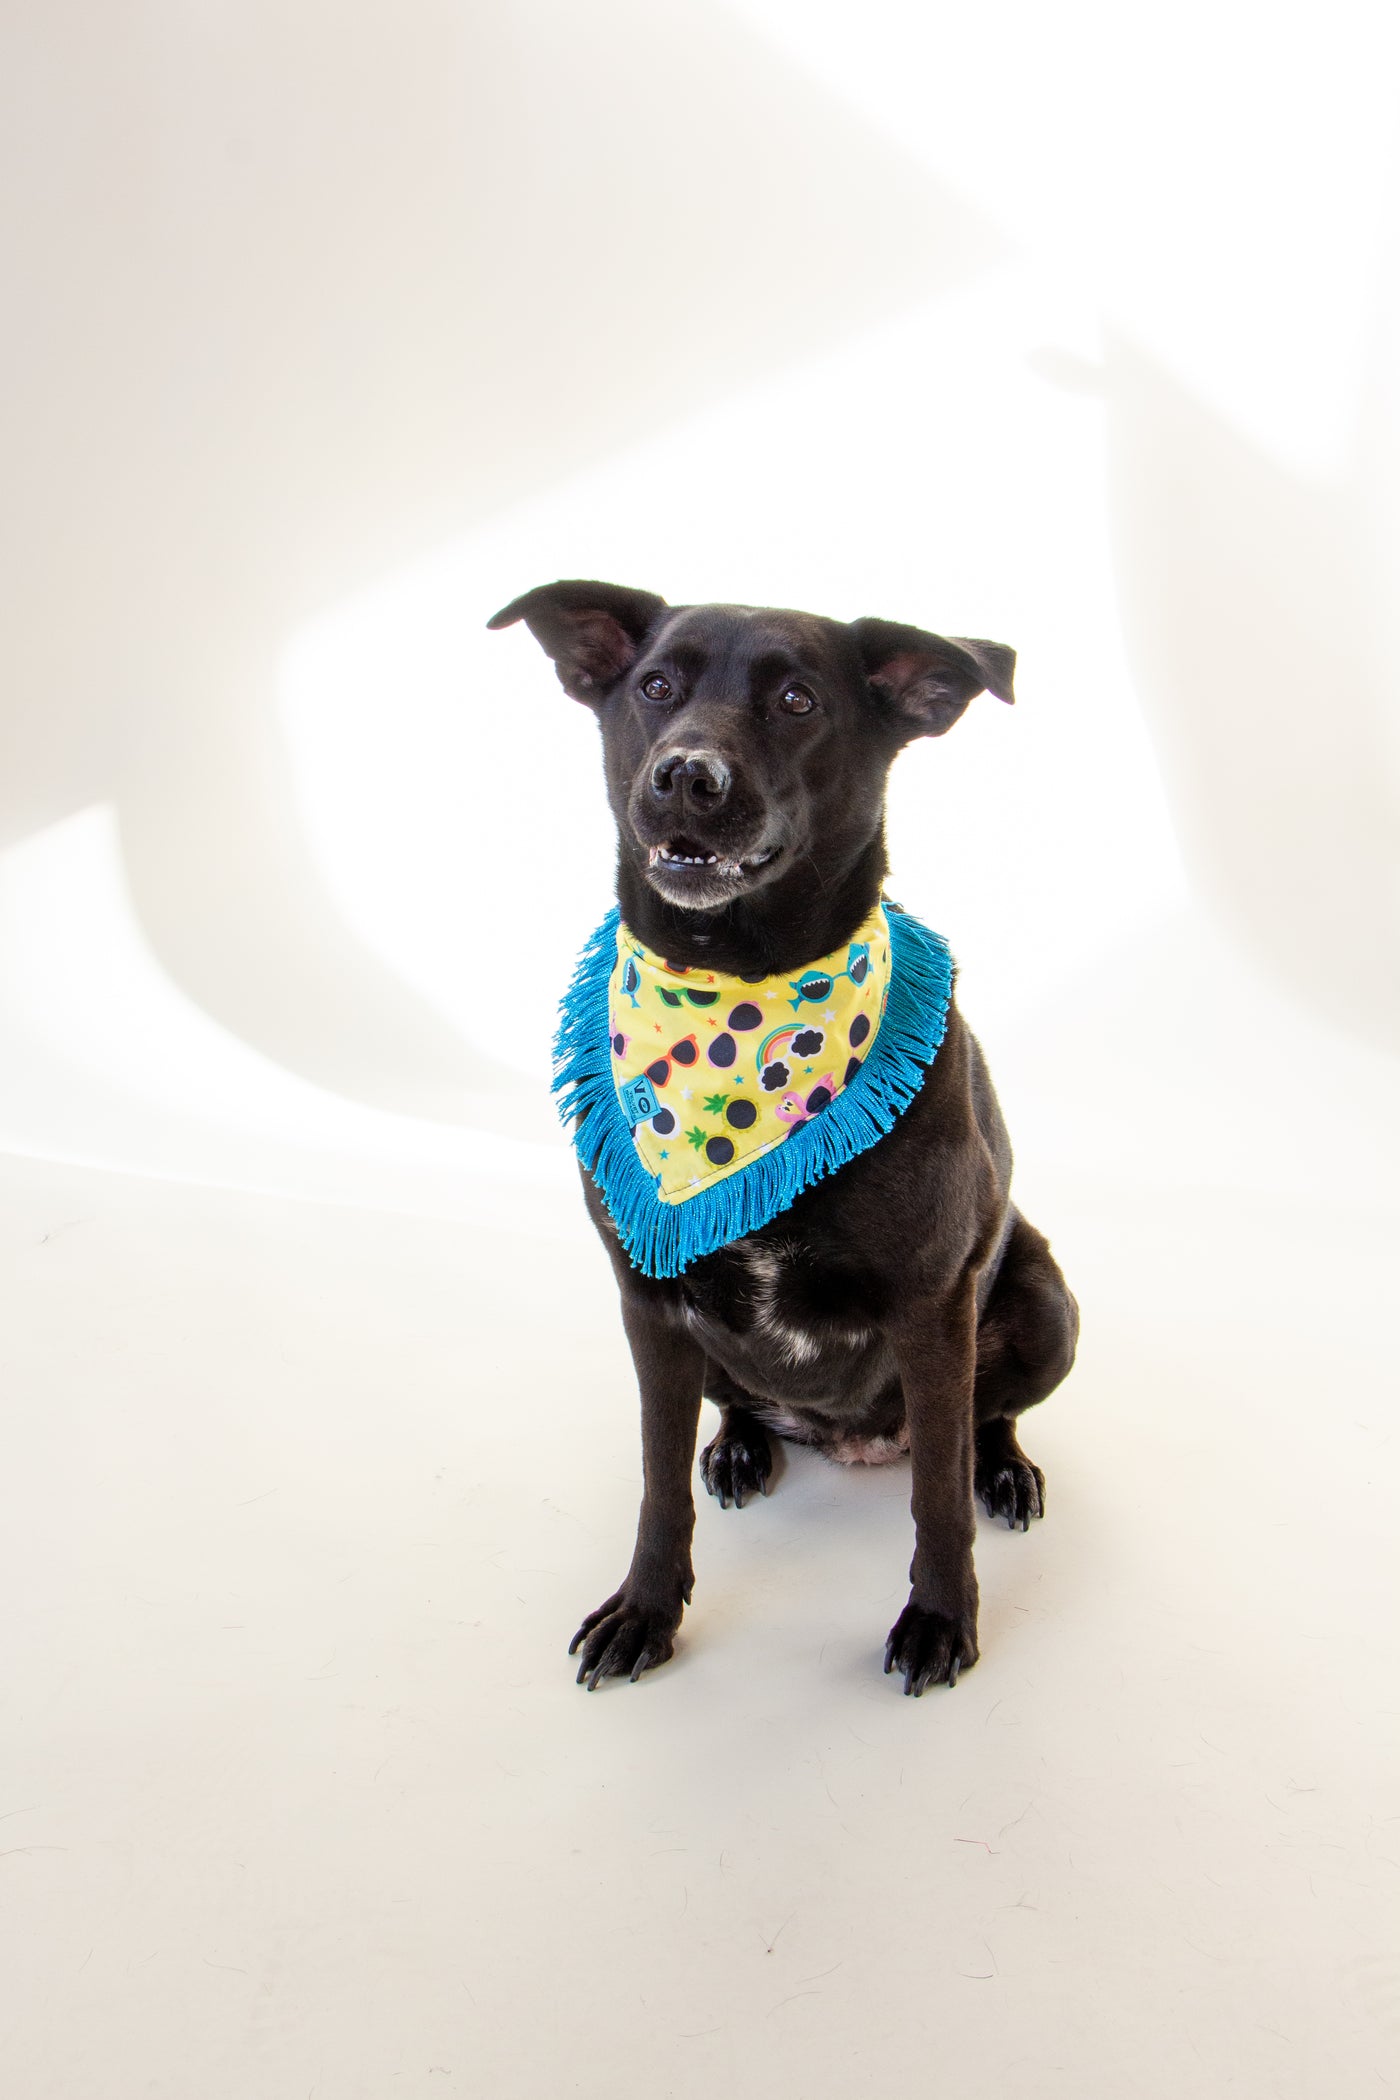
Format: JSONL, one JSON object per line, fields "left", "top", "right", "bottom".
{"left": 3, "top": 1123, "right": 1396, "bottom": 2099}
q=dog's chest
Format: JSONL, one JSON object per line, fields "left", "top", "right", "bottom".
{"left": 677, "top": 1234, "right": 888, "bottom": 1400}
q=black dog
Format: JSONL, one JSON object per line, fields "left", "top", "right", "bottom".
{"left": 489, "top": 581, "right": 1078, "bottom": 1694}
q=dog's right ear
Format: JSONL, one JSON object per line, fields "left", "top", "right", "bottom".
{"left": 487, "top": 580, "right": 669, "bottom": 705}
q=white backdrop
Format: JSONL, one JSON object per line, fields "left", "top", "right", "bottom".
{"left": 3, "top": 0, "right": 1397, "bottom": 1218}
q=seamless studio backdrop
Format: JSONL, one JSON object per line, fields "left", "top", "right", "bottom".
{"left": 2, "top": 6, "right": 1397, "bottom": 2098}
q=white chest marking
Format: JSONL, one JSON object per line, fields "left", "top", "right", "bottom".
{"left": 739, "top": 1240, "right": 824, "bottom": 1368}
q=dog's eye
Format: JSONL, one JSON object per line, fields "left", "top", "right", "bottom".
{"left": 641, "top": 674, "right": 672, "bottom": 703}
{"left": 779, "top": 684, "right": 816, "bottom": 715}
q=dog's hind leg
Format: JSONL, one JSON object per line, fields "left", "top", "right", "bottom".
{"left": 974, "top": 1414, "right": 1045, "bottom": 1531}
{"left": 973, "top": 1211, "right": 1078, "bottom": 1529}
{"left": 698, "top": 1362, "right": 774, "bottom": 1510}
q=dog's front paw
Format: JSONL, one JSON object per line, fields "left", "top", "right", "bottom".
{"left": 976, "top": 1453, "right": 1045, "bottom": 1531}
{"left": 883, "top": 1600, "right": 979, "bottom": 1696}
{"left": 568, "top": 1589, "right": 683, "bottom": 1690}
{"left": 699, "top": 1423, "right": 772, "bottom": 1508}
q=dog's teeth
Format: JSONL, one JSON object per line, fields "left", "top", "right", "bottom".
{"left": 652, "top": 844, "right": 726, "bottom": 870}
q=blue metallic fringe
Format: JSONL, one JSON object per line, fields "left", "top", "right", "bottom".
{"left": 552, "top": 904, "right": 954, "bottom": 1278}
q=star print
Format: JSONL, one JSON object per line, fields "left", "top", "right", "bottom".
{"left": 659, "top": 1148, "right": 670, "bottom": 1159}
{"left": 824, "top": 1009, "right": 836, "bottom": 1022}
{"left": 764, "top": 990, "right": 777, "bottom": 1000}
{"left": 680, "top": 1086, "right": 693, "bottom": 1100}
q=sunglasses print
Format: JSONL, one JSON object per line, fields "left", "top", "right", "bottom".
{"left": 656, "top": 986, "right": 720, "bottom": 1009}
{"left": 637, "top": 1035, "right": 700, "bottom": 1090}
{"left": 785, "top": 940, "right": 872, "bottom": 1010}
{"left": 787, "top": 970, "right": 834, "bottom": 1010}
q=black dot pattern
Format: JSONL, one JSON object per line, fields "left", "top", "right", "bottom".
{"left": 806, "top": 1086, "right": 832, "bottom": 1116}
{"left": 844, "top": 1056, "right": 862, "bottom": 1087}
{"left": 849, "top": 1013, "right": 871, "bottom": 1048}
{"left": 705, "top": 1136, "right": 735, "bottom": 1165}
{"left": 671, "top": 1038, "right": 697, "bottom": 1065}
{"left": 791, "top": 1027, "right": 824, "bottom": 1057}
{"left": 727, "top": 1002, "right": 762, "bottom": 1031}
{"left": 611, "top": 1032, "right": 626, "bottom": 1058}
{"left": 725, "top": 1098, "right": 757, "bottom": 1129}
{"left": 651, "top": 1108, "right": 676, "bottom": 1136}
{"left": 646, "top": 1058, "right": 669, "bottom": 1086}
{"left": 707, "top": 1033, "right": 736, "bottom": 1068}
{"left": 760, "top": 1062, "right": 789, "bottom": 1092}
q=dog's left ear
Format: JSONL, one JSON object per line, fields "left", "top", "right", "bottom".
{"left": 850, "top": 616, "right": 1016, "bottom": 738}
{"left": 487, "top": 579, "right": 669, "bottom": 705}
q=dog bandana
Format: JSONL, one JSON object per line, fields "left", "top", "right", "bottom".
{"left": 555, "top": 900, "right": 953, "bottom": 1278}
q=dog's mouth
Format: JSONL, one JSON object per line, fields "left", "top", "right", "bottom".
{"left": 646, "top": 837, "right": 778, "bottom": 875}
{"left": 641, "top": 834, "right": 781, "bottom": 908}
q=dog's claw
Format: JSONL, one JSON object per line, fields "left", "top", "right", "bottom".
{"left": 569, "top": 1587, "right": 682, "bottom": 1688}
{"left": 883, "top": 1599, "right": 978, "bottom": 1697}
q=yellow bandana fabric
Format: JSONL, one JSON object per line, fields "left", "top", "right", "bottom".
{"left": 607, "top": 902, "right": 893, "bottom": 1205}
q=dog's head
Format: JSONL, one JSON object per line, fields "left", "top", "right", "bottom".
{"left": 488, "top": 580, "right": 1015, "bottom": 918}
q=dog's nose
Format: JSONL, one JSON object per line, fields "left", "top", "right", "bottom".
{"left": 649, "top": 749, "right": 732, "bottom": 809}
